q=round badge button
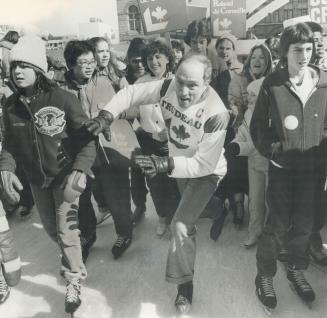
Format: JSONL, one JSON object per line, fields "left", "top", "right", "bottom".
{"left": 284, "top": 115, "right": 298, "bottom": 130}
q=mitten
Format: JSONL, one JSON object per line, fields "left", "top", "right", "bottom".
{"left": 84, "top": 110, "right": 114, "bottom": 136}
{"left": 62, "top": 170, "right": 87, "bottom": 203}
{"left": 0, "top": 215, "right": 21, "bottom": 286}
{"left": 0, "top": 171, "right": 23, "bottom": 205}
{"left": 224, "top": 142, "right": 240, "bottom": 156}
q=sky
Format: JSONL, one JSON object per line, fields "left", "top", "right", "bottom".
{"left": 0, "top": 0, "right": 119, "bottom": 36}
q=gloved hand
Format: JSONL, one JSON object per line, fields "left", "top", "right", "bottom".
{"left": 134, "top": 155, "right": 174, "bottom": 177}
{"left": 84, "top": 110, "right": 114, "bottom": 136}
{"left": 62, "top": 170, "right": 87, "bottom": 203}
{"left": 224, "top": 142, "right": 240, "bottom": 156}
{"left": 103, "top": 126, "right": 111, "bottom": 141}
{"left": 0, "top": 214, "right": 21, "bottom": 286}
{"left": 0, "top": 171, "right": 23, "bottom": 205}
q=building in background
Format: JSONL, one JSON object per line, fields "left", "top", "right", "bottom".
{"left": 117, "top": 0, "right": 144, "bottom": 42}
{"left": 251, "top": 0, "right": 309, "bottom": 38}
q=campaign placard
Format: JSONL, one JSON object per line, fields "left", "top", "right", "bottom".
{"left": 210, "top": 0, "right": 246, "bottom": 38}
{"left": 137, "top": 0, "right": 188, "bottom": 34}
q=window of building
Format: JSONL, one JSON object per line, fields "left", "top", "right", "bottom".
{"left": 300, "top": 8, "right": 308, "bottom": 15}
{"left": 128, "top": 5, "right": 141, "bottom": 33}
{"left": 273, "top": 11, "right": 280, "bottom": 23}
{"left": 284, "top": 9, "right": 293, "bottom": 20}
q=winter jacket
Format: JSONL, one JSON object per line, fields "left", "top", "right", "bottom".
{"left": 232, "top": 108, "right": 268, "bottom": 172}
{"left": 62, "top": 71, "right": 131, "bottom": 167}
{"left": 0, "top": 86, "right": 96, "bottom": 187}
{"left": 250, "top": 65, "right": 327, "bottom": 171}
{"left": 102, "top": 78, "right": 230, "bottom": 178}
{"left": 210, "top": 60, "right": 243, "bottom": 108}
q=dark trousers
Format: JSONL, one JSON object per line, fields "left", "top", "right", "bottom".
{"left": 17, "top": 168, "right": 34, "bottom": 208}
{"left": 130, "top": 127, "right": 148, "bottom": 209}
{"left": 138, "top": 128, "right": 180, "bottom": 222}
{"left": 78, "top": 176, "right": 97, "bottom": 241}
{"left": 256, "top": 164, "right": 321, "bottom": 276}
{"left": 92, "top": 164, "right": 133, "bottom": 238}
{"left": 311, "top": 173, "right": 327, "bottom": 249}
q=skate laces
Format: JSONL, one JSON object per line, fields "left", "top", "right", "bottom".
{"left": 66, "top": 279, "right": 81, "bottom": 302}
{"left": 289, "top": 269, "right": 311, "bottom": 291}
{"left": 0, "top": 279, "right": 8, "bottom": 294}
{"left": 114, "top": 236, "right": 125, "bottom": 247}
{"left": 261, "top": 276, "right": 276, "bottom": 297}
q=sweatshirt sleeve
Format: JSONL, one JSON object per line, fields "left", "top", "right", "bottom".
{"left": 170, "top": 111, "right": 230, "bottom": 178}
{"left": 250, "top": 85, "right": 280, "bottom": 160}
{"left": 0, "top": 103, "right": 17, "bottom": 172}
{"left": 102, "top": 80, "right": 164, "bottom": 118}
{"left": 232, "top": 116, "right": 255, "bottom": 156}
{"left": 63, "top": 91, "right": 97, "bottom": 174}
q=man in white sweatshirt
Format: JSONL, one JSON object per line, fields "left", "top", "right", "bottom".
{"left": 85, "top": 53, "right": 230, "bottom": 314}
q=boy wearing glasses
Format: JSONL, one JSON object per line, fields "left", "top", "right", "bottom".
{"left": 63, "top": 40, "right": 134, "bottom": 261}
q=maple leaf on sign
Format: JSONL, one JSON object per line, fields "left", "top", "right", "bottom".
{"left": 172, "top": 125, "right": 190, "bottom": 142}
{"left": 220, "top": 18, "right": 232, "bottom": 29}
{"left": 151, "top": 6, "right": 167, "bottom": 22}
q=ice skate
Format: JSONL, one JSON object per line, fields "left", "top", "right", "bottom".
{"left": 175, "top": 281, "right": 193, "bottom": 315}
{"left": 255, "top": 275, "right": 277, "bottom": 315}
{"left": 287, "top": 266, "right": 315, "bottom": 308}
{"left": 0, "top": 276, "right": 10, "bottom": 304}
{"left": 65, "top": 278, "right": 81, "bottom": 314}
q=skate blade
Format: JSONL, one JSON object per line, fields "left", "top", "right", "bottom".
{"left": 288, "top": 283, "right": 314, "bottom": 309}
{"left": 255, "top": 290, "right": 274, "bottom": 316}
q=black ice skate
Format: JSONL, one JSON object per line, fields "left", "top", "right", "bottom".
{"left": 65, "top": 278, "right": 81, "bottom": 314}
{"left": 0, "top": 276, "right": 10, "bottom": 304}
{"left": 255, "top": 275, "right": 277, "bottom": 315}
{"left": 287, "top": 266, "right": 315, "bottom": 307}
{"left": 175, "top": 281, "right": 193, "bottom": 315}
{"left": 112, "top": 236, "right": 132, "bottom": 259}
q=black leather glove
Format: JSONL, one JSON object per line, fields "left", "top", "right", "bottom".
{"left": 103, "top": 126, "right": 111, "bottom": 141}
{"left": 84, "top": 110, "right": 114, "bottom": 136}
{"left": 134, "top": 155, "right": 174, "bottom": 177}
{"left": 224, "top": 142, "right": 240, "bottom": 156}
{"left": 0, "top": 171, "right": 23, "bottom": 205}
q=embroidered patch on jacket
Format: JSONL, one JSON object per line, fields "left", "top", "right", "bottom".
{"left": 34, "top": 106, "right": 66, "bottom": 136}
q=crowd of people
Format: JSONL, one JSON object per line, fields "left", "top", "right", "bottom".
{"left": 0, "top": 17, "right": 326, "bottom": 316}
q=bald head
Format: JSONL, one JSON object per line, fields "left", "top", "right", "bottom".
{"left": 175, "top": 54, "right": 211, "bottom": 108}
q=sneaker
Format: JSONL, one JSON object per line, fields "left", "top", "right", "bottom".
{"left": 287, "top": 266, "right": 315, "bottom": 303}
{"left": 210, "top": 207, "right": 228, "bottom": 241}
{"left": 175, "top": 281, "right": 193, "bottom": 314}
{"left": 111, "top": 236, "right": 132, "bottom": 259}
{"left": 156, "top": 222, "right": 168, "bottom": 237}
{"left": 0, "top": 277, "right": 10, "bottom": 304}
{"left": 255, "top": 275, "right": 277, "bottom": 310}
{"left": 310, "top": 245, "right": 327, "bottom": 266}
{"left": 65, "top": 278, "right": 81, "bottom": 313}
{"left": 80, "top": 233, "right": 97, "bottom": 263}
{"left": 132, "top": 205, "right": 146, "bottom": 224}
{"left": 96, "top": 207, "right": 111, "bottom": 225}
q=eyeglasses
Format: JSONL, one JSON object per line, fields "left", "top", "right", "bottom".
{"left": 76, "top": 60, "right": 96, "bottom": 68}
{"left": 130, "top": 58, "right": 144, "bottom": 65}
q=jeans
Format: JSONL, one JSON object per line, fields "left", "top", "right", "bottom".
{"left": 166, "top": 175, "right": 220, "bottom": 284}
{"left": 256, "top": 164, "right": 321, "bottom": 276}
{"left": 30, "top": 184, "right": 86, "bottom": 280}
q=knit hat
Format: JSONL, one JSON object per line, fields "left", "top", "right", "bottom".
{"left": 215, "top": 33, "right": 237, "bottom": 50}
{"left": 247, "top": 77, "right": 265, "bottom": 96}
{"left": 10, "top": 35, "right": 48, "bottom": 73}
